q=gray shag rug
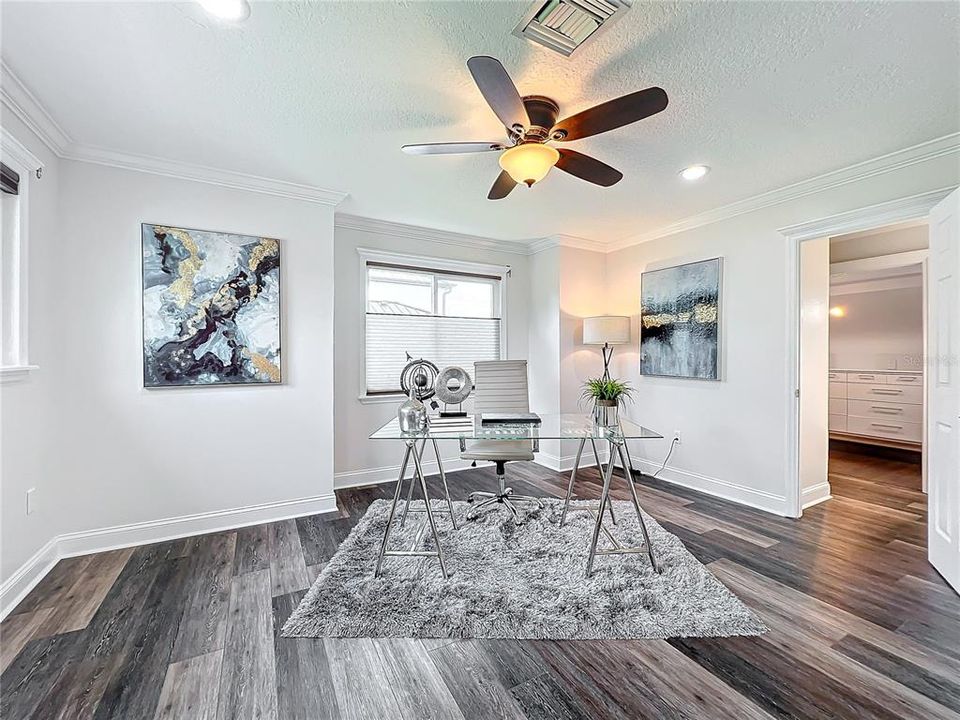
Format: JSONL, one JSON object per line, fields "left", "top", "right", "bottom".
{"left": 282, "top": 499, "right": 767, "bottom": 640}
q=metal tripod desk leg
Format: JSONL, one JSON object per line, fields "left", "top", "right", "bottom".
{"left": 585, "top": 437, "right": 661, "bottom": 577}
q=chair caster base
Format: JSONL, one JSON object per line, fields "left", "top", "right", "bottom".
{"left": 465, "top": 487, "right": 544, "bottom": 523}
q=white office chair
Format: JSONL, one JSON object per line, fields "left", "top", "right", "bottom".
{"left": 462, "top": 360, "right": 544, "bottom": 523}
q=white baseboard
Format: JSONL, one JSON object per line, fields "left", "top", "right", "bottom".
{"left": 0, "top": 538, "right": 59, "bottom": 622}
{"left": 801, "top": 481, "right": 832, "bottom": 510}
{"left": 334, "top": 457, "right": 476, "bottom": 489}
{"left": 337, "top": 449, "right": 611, "bottom": 489}
{"left": 1, "top": 491, "right": 337, "bottom": 620}
{"left": 625, "top": 456, "right": 790, "bottom": 516}
{"left": 534, "top": 449, "right": 610, "bottom": 473}
{"left": 56, "top": 492, "right": 338, "bottom": 559}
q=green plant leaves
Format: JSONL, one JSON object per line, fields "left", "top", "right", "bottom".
{"left": 580, "top": 377, "right": 633, "bottom": 403}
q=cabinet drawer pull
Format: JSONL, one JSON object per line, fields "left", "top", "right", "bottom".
{"left": 873, "top": 389, "right": 902, "bottom": 395}
{"left": 897, "top": 376, "right": 917, "bottom": 382}
{"left": 871, "top": 406, "right": 902, "bottom": 414}
{"left": 871, "top": 422, "right": 903, "bottom": 430}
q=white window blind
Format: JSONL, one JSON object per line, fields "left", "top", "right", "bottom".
{"left": 365, "top": 262, "right": 502, "bottom": 394}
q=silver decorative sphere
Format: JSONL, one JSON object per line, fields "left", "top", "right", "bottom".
{"left": 399, "top": 357, "right": 439, "bottom": 400}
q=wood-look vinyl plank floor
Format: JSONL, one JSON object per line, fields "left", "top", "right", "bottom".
{"left": 2, "top": 445, "right": 957, "bottom": 719}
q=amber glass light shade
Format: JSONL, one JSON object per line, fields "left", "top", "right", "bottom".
{"left": 499, "top": 144, "right": 560, "bottom": 186}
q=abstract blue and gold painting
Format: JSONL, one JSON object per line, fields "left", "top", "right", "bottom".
{"left": 141, "top": 224, "right": 281, "bottom": 387}
{"left": 640, "top": 258, "right": 721, "bottom": 380}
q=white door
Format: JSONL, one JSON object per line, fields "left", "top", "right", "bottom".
{"left": 928, "top": 189, "right": 960, "bottom": 593}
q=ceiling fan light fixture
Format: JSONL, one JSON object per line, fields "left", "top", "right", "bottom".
{"left": 680, "top": 164, "right": 710, "bottom": 181}
{"left": 499, "top": 143, "right": 560, "bottom": 187}
{"left": 198, "top": 0, "right": 250, "bottom": 21}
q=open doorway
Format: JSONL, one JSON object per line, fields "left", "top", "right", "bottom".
{"left": 826, "top": 222, "right": 927, "bottom": 514}
{"left": 790, "top": 189, "right": 959, "bottom": 594}
{"left": 798, "top": 220, "right": 928, "bottom": 518}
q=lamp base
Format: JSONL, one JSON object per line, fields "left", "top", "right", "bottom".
{"left": 602, "top": 343, "right": 614, "bottom": 382}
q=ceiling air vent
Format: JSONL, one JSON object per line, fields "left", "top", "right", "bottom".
{"left": 513, "top": 0, "right": 631, "bottom": 57}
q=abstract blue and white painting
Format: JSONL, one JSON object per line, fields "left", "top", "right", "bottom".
{"left": 640, "top": 258, "right": 721, "bottom": 380}
{"left": 142, "top": 224, "right": 281, "bottom": 387}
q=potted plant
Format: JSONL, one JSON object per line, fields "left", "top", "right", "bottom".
{"left": 581, "top": 377, "right": 633, "bottom": 426}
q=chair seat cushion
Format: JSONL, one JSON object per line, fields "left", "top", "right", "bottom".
{"left": 460, "top": 439, "right": 534, "bottom": 462}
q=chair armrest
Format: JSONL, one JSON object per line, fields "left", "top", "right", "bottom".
{"left": 459, "top": 438, "right": 466, "bottom": 453}
{"left": 533, "top": 438, "right": 539, "bottom": 453}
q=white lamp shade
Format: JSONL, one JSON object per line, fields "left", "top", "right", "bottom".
{"left": 583, "top": 316, "right": 631, "bottom": 345}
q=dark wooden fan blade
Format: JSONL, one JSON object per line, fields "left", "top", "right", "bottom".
{"left": 555, "top": 149, "right": 623, "bottom": 187}
{"left": 402, "top": 142, "right": 505, "bottom": 155}
{"left": 467, "top": 56, "right": 530, "bottom": 133}
{"left": 552, "top": 87, "right": 668, "bottom": 141}
{"left": 488, "top": 170, "right": 517, "bottom": 200}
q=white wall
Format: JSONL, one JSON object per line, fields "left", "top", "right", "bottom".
{"left": 1, "top": 153, "right": 337, "bottom": 594}
{"left": 557, "top": 247, "right": 607, "bottom": 466}
{"left": 829, "top": 285, "right": 924, "bottom": 370}
{"left": 526, "top": 245, "right": 609, "bottom": 469}
{"left": 559, "top": 247, "right": 607, "bottom": 414}
{"left": 799, "top": 237, "right": 830, "bottom": 505}
{"left": 604, "top": 153, "right": 959, "bottom": 515}
{"left": 526, "top": 246, "right": 562, "bottom": 465}
{"left": 0, "top": 113, "right": 63, "bottom": 584}
{"left": 54, "top": 161, "right": 337, "bottom": 532}
{"left": 332, "top": 223, "right": 530, "bottom": 488}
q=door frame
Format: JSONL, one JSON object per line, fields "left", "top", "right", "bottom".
{"left": 780, "top": 187, "right": 955, "bottom": 518}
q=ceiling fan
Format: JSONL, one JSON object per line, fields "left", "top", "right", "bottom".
{"left": 401, "top": 56, "right": 668, "bottom": 200}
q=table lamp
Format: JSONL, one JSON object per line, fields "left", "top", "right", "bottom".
{"left": 583, "top": 316, "right": 631, "bottom": 381}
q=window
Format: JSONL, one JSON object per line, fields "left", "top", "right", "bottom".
{"left": 362, "top": 252, "right": 506, "bottom": 395}
{"left": 0, "top": 131, "right": 41, "bottom": 382}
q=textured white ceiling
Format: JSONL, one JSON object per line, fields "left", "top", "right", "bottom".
{"left": 2, "top": 1, "right": 958, "bottom": 243}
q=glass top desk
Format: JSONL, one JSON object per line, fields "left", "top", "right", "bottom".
{"left": 370, "top": 413, "right": 661, "bottom": 443}
{"left": 369, "top": 413, "right": 663, "bottom": 579}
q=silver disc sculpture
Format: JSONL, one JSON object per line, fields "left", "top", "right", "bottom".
{"left": 435, "top": 365, "right": 472, "bottom": 417}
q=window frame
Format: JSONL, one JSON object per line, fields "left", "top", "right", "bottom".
{"left": 357, "top": 247, "right": 510, "bottom": 402}
{"left": 0, "top": 130, "right": 42, "bottom": 383}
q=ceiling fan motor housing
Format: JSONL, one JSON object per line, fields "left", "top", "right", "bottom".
{"left": 518, "top": 95, "right": 560, "bottom": 142}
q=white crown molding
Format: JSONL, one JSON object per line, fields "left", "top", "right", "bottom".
{"left": 830, "top": 274, "right": 923, "bottom": 296}
{"left": 778, "top": 187, "right": 955, "bottom": 242}
{"left": 830, "top": 249, "right": 928, "bottom": 277}
{"left": 336, "top": 213, "right": 532, "bottom": 255}
{"left": 63, "top": 144, "right": 347, "bottom": 206}
{"left": 608, "top": 134, "right": 960, "bottom": 252}
{"left": 0, "top": 128, "right": 44, "bottom": 174}
{"left": 527, "top": 233, "right": 608, "bottom": 255}
{"left": 0, "top": 60, "right": 71, "bottom": 155}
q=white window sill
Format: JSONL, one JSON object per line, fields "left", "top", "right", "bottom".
{"left": 358, "top": 393, "right": 407, "bottom": 405}
{"left": 0, "top": 365, "right": 39, "bottom": 384}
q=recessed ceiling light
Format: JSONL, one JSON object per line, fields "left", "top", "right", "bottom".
{"left": 680, "top": 165, "right": 710, "bottom": 181}
{"left": 198, "top": 0, "right": 250, "bottom": 21}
